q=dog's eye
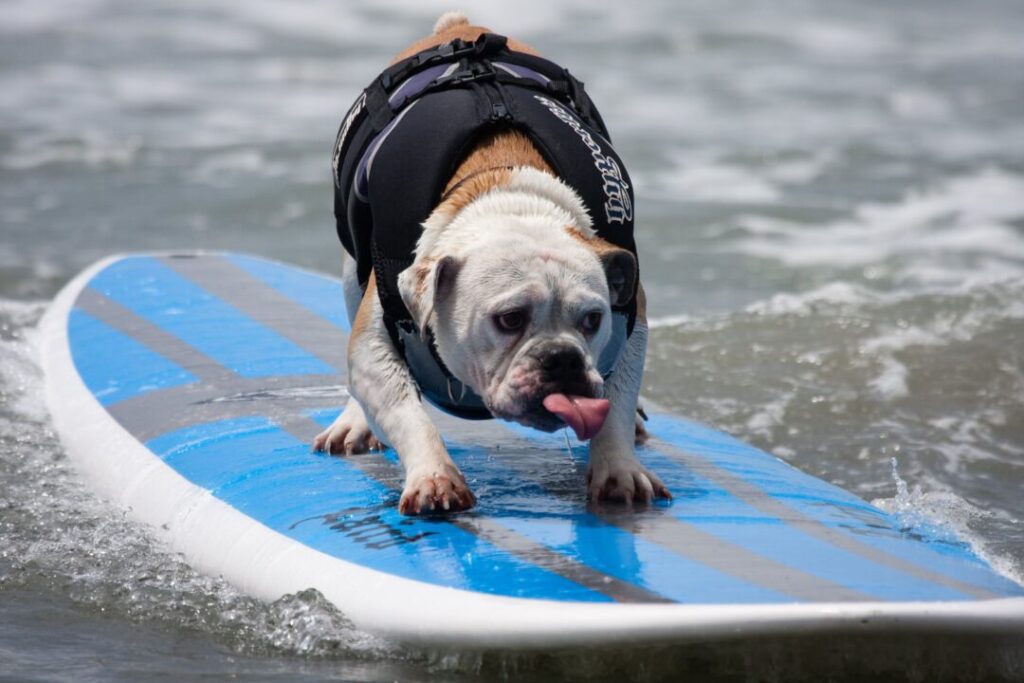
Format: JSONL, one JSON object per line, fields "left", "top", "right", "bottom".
{"left": 580, "top": 311, "right": 603, "bottom": 334}
{"left": 494, "top": 310, "right": 528, "bottom": 333}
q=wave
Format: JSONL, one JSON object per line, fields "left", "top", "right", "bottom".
{"left": 731, "top": 168, "right": 1024, "bottom": 283}
{"left": 645, "top": 276, "right": 1024, "bottom": 580}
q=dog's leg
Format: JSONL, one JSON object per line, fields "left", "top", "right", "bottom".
{"left": 313, "top": 397, "right": 385, "bottom": 455}
{"left": 346, "top": 275, "right": 475, "bottom": 514}
{"left": 586, "top": 313, "right": 671, "bottom": 504}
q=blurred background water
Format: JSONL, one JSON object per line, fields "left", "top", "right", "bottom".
{"left": 2, "top": 0, "right": 1023, "bottom": 680}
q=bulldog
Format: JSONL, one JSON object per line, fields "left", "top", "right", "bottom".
{"left": 314, "top": 12, "right": 671, "bottom": 514}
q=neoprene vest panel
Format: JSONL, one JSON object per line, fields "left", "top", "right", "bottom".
{"left": 332, "top": 33, "right": 637, "bottom": 419}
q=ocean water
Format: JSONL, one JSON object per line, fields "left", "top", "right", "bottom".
{"left": 2, "top": 0, "right": 1023, "bottom": 680}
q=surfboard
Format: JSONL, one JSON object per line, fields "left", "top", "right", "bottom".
{"left": 40, "top": 252, "right": 1024, "bottom": 648}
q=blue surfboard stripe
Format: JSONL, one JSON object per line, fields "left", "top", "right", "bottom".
{"left": 144, "top": 416, "right": 611, "bottom": 603}
{"left": 89, "top": 257, "right": 336, "bottom": 378}
{"left": 851, "top": 532, "right": 1024, "bottom": 597}
{"left": 645, "top": 416, "right": 880, "bottom": 512}
{"left": 497, "top": 514, "right": 792, "bottom": 604}
{"left": 224, "top": 254, "right": 351, "bottom": 332}
{"left": 68, "top": 308, "right": 197, "bottom": 406}
{"left": 666, "top": 477, "right": 971, "bottom": 601}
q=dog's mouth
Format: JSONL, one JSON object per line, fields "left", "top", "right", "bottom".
{"left": 487, "top": 365, "right": 608, "bottom": 438}
{"left": 503, "top": 392, "right": 609, "bottom": 440}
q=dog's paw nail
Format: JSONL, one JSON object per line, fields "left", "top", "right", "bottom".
{"left": 587, "top": 461, "right": 668, "bottom": 508}
{"left": 399, "top": 469, "right": 474, "bottom": 515}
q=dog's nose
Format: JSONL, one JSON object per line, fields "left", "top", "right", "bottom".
{"left": 538, "top": 346, "right": 585, "bottom": 382}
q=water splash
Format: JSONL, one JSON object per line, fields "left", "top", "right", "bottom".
{"left": 873, "top": 458, "right": 1024, "bottom": 586}
{"left": 0, "top": 302, "right": 395, "bottom": 661}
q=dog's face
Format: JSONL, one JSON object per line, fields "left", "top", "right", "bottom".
{"left": 398, "top": 212, "right": 635, "bottom": 431}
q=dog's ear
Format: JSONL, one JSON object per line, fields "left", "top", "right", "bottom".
{"left": 600, "top": 248, "right": 637, "bottom": 307}
{"left": 397, "top": 255, "right": 462, "bottom": 337}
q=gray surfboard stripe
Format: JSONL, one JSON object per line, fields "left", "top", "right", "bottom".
{"left": 77, "top": 288, "right": 345, "bottom": 441}
{"left": 486, "top": 451, "right": 874, "bottom": 602}
{"left": 160, "top": 255, "right": 346, "bottom": 371}
{"left": 108, "top": 377, "right": 346, "bottom": 442}
{"left": 76, "top": 254, "right": 995, "bottom": 604}
{"left": 609, "top": 514, "right": 872, "bottom": 602}
{"left": 275, "top": 415, "right": 672, "bottom": 604}
{"left": 77, "top": 287, "right": 237, "bottom": 387}
{"left": 650, "top": 437, "right": 999, "bottom": 600}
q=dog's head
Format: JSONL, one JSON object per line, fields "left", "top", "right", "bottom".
{"left": 397, "top": 171, "right": 636, "bottom": 437}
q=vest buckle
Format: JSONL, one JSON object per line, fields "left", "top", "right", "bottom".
{"left": 444, "top": 59, "right": 497, "bottom": 85}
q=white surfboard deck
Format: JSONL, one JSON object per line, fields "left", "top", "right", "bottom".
{"left": 40, "top": 252, "right": 1024, "bottom": 648}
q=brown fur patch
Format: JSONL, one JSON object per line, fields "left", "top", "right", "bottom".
{"left": 439, "top": 130, "right": 556, "bottom": 217}
{"left": 437, "top": 167, "right": 514, "bottom": 216}
{"left": 446, "top": 130, "right": 553, "bottom": 192}
{"left": 565, "top": 226, "right": 645, "bottom": 318}
{"left": 635, "top": 282, "right": 647, "bottom": 321}
{"left": 349, "top": 270, "right": 377, "bottom": 355}
{"left": 412, "top": 257, "right": 434, "bottom": 298}
{"left": 564, "top": 226, "right": 621, "bottom": 257}
{"left": 348, "top": 271, "right": 413, "bottom": 404}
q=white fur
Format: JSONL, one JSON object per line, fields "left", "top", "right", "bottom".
{"left": 407, "top": 168, "right": 611, "bottom": 417}
{"left": 433, "top": 11, "right": 469, "bottom": 34}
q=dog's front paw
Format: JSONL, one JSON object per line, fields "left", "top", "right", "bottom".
{"left": 399, "top": 464, "right": 476, "bottom": 515}
{"left": 587, "top": 458, "right": 671, "bottom": 505}
{"left": 313, "top": 400, "right": 384, "bottom": 455}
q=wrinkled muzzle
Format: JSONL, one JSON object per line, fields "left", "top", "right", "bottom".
{"left": 488, "top": 340, "right": 608, "bottom": 439}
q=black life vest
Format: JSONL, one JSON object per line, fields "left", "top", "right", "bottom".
{"left": 332, "top": 33, "right": 637, "bottom": 419}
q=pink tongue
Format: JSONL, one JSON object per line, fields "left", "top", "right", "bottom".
{"left": 542, "top": 394, "right": 611, "bottom": 441}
